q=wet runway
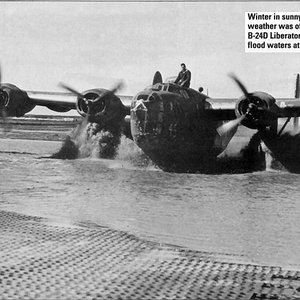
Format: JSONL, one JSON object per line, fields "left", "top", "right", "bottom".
{"left": 1, "top": 210, "right": 300, "bottom": 300}
{"left": 1, "top": 132, "right": 300, "bottom": 299}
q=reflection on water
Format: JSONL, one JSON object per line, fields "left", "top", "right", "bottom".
{"left": 1, "top": 139, "right": 300, "bottom": 269}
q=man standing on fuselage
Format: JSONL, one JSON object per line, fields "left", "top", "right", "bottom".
{"left": 174, "top": 63, "right": 191, "bottom": 88}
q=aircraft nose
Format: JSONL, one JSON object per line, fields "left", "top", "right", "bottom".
{"left": 131, "top": 92, "right": 158, "bottom": 114}
{"left": 133, "top": 99, "right": 148, "bottom": 113}
{"left": 131, "top": 92, "right": 163, "bottom": 136}
{"left": 131, "top": 95, "right": 149, "bottom": 133}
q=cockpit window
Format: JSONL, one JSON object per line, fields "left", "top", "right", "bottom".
{"left": 137, "top": 94, "right": 148, "bottom": 100}
{"left": 152, "top": 83, "right": 192, "bottom": 99}
{"left": 152, "top": 83, "right": 164, "bottom": 91}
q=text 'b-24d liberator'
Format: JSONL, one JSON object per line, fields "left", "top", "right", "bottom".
{"left": 1, "top": 67, "right": 300, "bottom": 173}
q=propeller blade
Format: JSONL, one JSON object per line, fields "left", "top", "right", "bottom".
{"left": 94, "top": 80, "right": 124, "bottom": 104}
{"left": 229, "top": 73, "right": 251, "bottom": 100}
{"left": 217, "top": 115, "right": 246, "bottom": 136}
{"left": 110, "top": 80, "right": 124, "bottom": 94}
{"left": 58, "top": 82, "right": 85, "bottom": 99}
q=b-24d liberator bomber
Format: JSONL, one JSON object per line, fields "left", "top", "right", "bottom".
{"left": 1, "top": 67, "right": 300, "bottom": 173}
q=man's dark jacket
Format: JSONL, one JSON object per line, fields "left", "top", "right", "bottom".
{"left": 174, "top": 69, "right": 191, "bottom": 88}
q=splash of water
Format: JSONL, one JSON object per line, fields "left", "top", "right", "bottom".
{"left": 76, "top": 123, "right": 121, "bottom": 159}
{"left": 51, "top": 118, "right": 121, "bottom": 160}
{"left": 116, "top": 136, "right": 153, "bottom": 168}
{"left": 214, "top": 132, "right": 266, "bottom": 174}
{"left": 52, "top": 119, "right": 266, "bottom": 174}
{"left": 51, "top": 119, "right": 153, "bottom": 169}
{"left": 51, "top": 135, "right": 79, "bottom": 159}
{"left": 260, "top": 129, "right": 300, "bottom": 173}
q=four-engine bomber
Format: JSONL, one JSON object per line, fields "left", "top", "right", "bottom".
{"left": 1, "top": 69, "right": 300, "bottom": 173}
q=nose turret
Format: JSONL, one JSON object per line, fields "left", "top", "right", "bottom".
{"left": 130, "top": 91, "right": 163, "bottom": 138}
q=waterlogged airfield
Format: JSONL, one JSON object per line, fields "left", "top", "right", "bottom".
{"left": 1, "top": 117, "right": 300, "bottom": 299}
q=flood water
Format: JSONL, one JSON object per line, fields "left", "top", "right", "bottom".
{"left": 1, "top": 138, "right": 300, "bottom": 269}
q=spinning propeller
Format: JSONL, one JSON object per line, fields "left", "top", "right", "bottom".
{"left": 217, "top": 74, "right": 267, "bottom": 136}
{"left": 58, "top": 81, "right": 124, "bottom": 115}
{"left": 217, "top": 114, "right": 246, "bottom": 136}
{"left": 58, "top": 82, "right": 85, "bottom": 99}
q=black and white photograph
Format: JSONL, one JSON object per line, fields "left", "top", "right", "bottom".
{"left": 1, "top": 1, "right": 300, "bottom": 299}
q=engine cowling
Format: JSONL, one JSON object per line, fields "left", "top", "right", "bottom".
{"left": 76, "top": 88, "right": 127, "bottom": 129}
{"left": 235, "top": 91, "right": 277, "bottom": 129}
{"left": 76, "top": 89, "right": 104, "bottom": 117}
{"left": 0, "top": 84, "right": 36, "bottom": 117}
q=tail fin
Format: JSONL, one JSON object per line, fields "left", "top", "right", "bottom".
{"left": 152, "top": 71, "right": 163, "bottom": 85}
{"left": 295, "top": 73, "right": 300, "bottom": 98}
{"left": 294, "top": 73, "right": 300, "bottom": 130}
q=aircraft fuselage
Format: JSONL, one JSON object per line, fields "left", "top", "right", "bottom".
{"left": 130, "top": 83, "right": 235, "bottom": 172}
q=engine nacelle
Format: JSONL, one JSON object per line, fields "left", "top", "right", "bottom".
{"left": 76, "top": 88, "right": 104, "bottom": 117}
{"left": 235, "top": 91, "right": 277, "bottom": 129}
{"left": 0, "top": 84, "right": 36, "bottom": 117}
{"left": 76, "top": 88, "right": 127, "bottom": 129}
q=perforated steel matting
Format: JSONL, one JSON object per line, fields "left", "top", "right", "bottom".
{"left": 0, "top": 210, "right": 300, "bottom": 300}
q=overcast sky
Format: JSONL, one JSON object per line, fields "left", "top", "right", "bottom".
{"left": 0, "top": 2, "right": 300, "bottom": 114}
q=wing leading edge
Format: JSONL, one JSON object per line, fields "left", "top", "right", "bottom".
{"left": 206, "top": 97, "right": 300, "bottom": 121}
{"left": 26, "top": 91, "right": 132, "bottom": 114}
{"left": 27, "top": 91, "right": 77, "bottom": 110}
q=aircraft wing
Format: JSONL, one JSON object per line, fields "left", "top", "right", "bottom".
{"left": 27, "top": 91, "right": 132, "bottom": 110}
{"left": 276, "top": 98, "right": 300, "bottom": 117}
{"left": 205, "top": 97, "right": 300, "bottom": 121}
{"left": 0, "top": 81, "right": 133, "bottom": 117}
{"left": 205, "top": 98, "right": 237, "bottom": 121}
{"left": 206, "top": 108, "right": 236, "bottom": 121}
{"left": 118, "top": 95, "right": 132, "bottom": 107}
{"left": 207, "top": 98, "right": 236, "bottom": 110}
{"left": 27, "top": 91, "right": 77, "bottom": 110}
